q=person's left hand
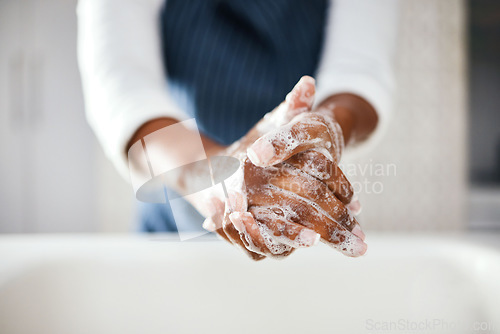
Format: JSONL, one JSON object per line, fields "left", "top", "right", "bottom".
{"left": 204, "top": 76, "right": 366, "bottom": 260}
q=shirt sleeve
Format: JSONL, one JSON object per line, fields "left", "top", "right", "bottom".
{"left": 77, "top": 0, "right": 188, "bottom": 178}
{"left": 314, "top": 0, "right": 399, "bottom": 157}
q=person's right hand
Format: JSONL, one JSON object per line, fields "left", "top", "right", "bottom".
{"left": 203, "top": 76, "right": 367, "bottom": 260}
{"left": 128, "top": 76, "right": 367, "bottom": 261}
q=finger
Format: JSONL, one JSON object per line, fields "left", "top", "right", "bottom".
{"left": 246, "top": 161, "right": 357, "bottom": 232}
{"left": 226, "top": 190, "right": 247, "bottom": 213}
{"left": 202, "top": 198, "right": 225, "bottom": 232}
{"left": 285, "top": 75, "right": 316, "bottom": 116}
{"left": 229, "top": 212, "right": 294, "bottom": 259}
{"left": 249, "top": 186, "right": 367, "bottom": 257}
{"left": 347, "top": 196, "right": 362, "bottom": 216}
{"left": 248, "top": 206, "right": 320, "bottom": 248}
{"left": 269, "top": 169, "right": 356, "bottom": 231}
{"left": 286, "top": 151, "right": 354, "bottom": 205}
{"left": 247, "top": 113, "right": 343, "bottom": 167}
{"left": 222, "top": 190, "right": 276, "bottom": 259}
{"left": 252, "top": 76, "right": 316, "bottom": 137}
{"left": 212, "top": 222, "right": 232, "bottom": 243}
{"left": 222, "top": 210, "right": 265, "bottom": 261}
{"left": 352, "top": 223, "right": 366, "bottom": 241}
{"left": 201, "top": 198, "right": 234, "bottom": 243}
{"left": 329, "top": 228, "right": 367, "bottom": 257}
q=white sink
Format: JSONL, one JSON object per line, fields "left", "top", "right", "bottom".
{"left": 0, "top": 233, "right": 499, "bottom": 334}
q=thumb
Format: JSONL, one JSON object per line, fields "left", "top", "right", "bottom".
{"left": 260, "top": 76, "right": 316, "bottom": 130}
{"left": 285, "top": 75, "right": 316, "bottom": 116}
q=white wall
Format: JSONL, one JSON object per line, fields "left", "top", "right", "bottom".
{"left": 345, "top": 0, "right": 468, "bottom": 231}
{"left": 0, "top": 0, "right": 134, "bottom": 233}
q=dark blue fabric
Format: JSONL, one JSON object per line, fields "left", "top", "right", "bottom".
{"left": 139, "top": 0, "right": 328, "bottom": 232}
{"left": 137, "top": 201, "right": 178, "bottom": 232}
{"left": 161, "top": 0, "right": 328, "bottom": 144}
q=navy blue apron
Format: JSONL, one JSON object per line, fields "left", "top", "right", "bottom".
{"left": 139, "top": 0, "right": 328, "bottom": 233}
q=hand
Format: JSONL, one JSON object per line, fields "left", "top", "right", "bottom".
{"left": 127, "top": 76, "right": 368, "bottom": 260}
{"left": 203, "top": 76, "right": 367, "bottom": 260}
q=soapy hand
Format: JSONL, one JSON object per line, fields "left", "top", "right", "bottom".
{"left": 204, "top": 76, "right": 366, "bottom": 260}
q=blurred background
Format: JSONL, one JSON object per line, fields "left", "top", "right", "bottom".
{"left": 0, "top": 0, "right": 499, "bottom": 234}
{"left": 1, "top": 2, "right": 500, "bottom": 334}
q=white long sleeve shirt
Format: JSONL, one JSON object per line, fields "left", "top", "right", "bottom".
{"left": 77, "top": 0, "right": 399, "bottom": 178}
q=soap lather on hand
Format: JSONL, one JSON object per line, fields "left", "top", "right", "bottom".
{"left": 204, "top": 76, "right": 368, "bottom": 260}
{"left": 127, "top": 76, "right": 371, "bottom": 261}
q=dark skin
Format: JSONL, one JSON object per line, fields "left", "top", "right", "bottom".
{"left": 127, "top": 77, "right": 377, "bottom": 259}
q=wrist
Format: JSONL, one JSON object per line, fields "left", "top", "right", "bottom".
{"left": 203, "top": 140, "right": 226, "bottom": 158}
{"left": 317, "top": 93, "right": 378, "bottom": 146}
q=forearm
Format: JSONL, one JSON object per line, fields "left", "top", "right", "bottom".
{"left": 126, "top": 117, "right": 224, "bottom": 157}
{"left": 317, "top": 93, "right": 378, "bottom": 146}
{"left": 126, "top": 117, "right": 226, "bottom": 198}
